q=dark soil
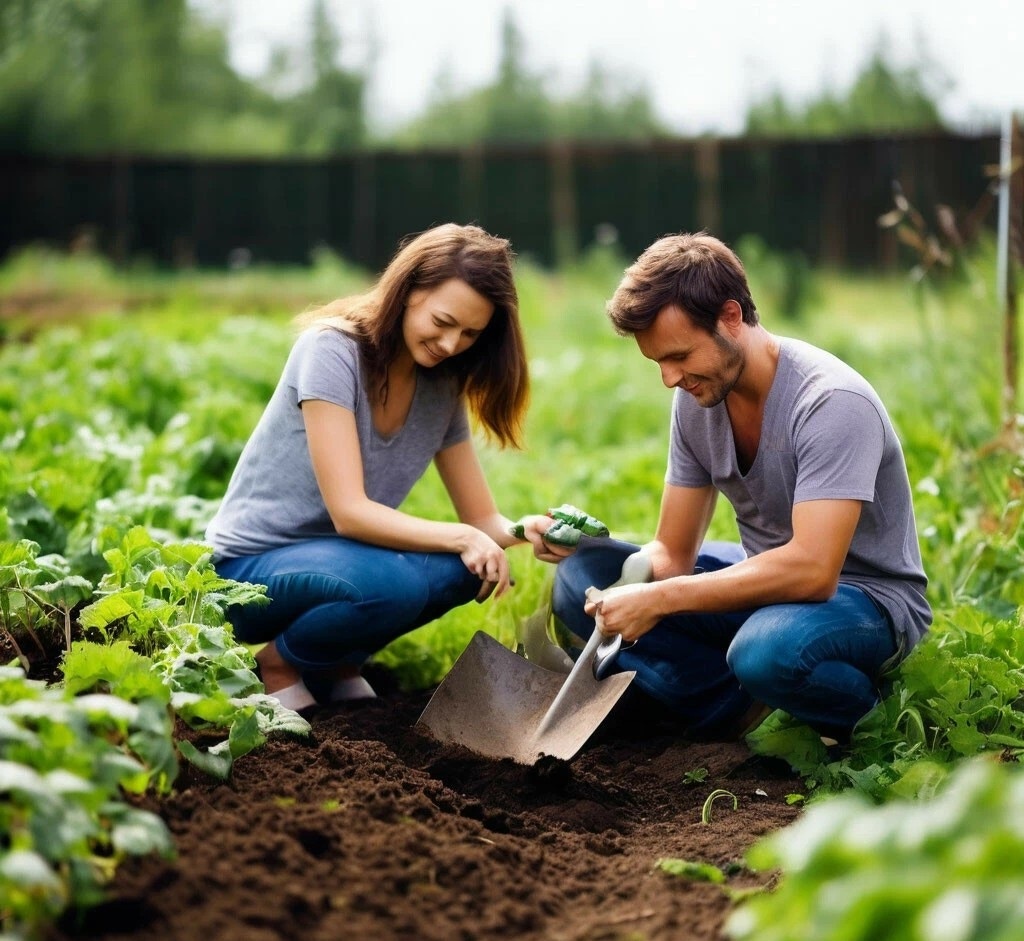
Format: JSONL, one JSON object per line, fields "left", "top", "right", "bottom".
{"left": 46, "top": 676, "right": 802, "bottom": 941}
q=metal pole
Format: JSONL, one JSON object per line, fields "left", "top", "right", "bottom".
{"left": 996, "top": 113, "right": 1011, "bottom": 307}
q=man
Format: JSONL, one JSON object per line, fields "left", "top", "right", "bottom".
{"left": 552, "top": 233, "right": 931, "bottom": 744}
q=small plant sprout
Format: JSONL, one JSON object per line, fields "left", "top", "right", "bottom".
{"left": 701, "top": 789, "right": 739, "bottom": 824}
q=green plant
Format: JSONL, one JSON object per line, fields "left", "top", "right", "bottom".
{"left": 0, "top": 541, "right": 91, "bottom": 671}
{"left": 728, "top": 758, "right": 1024, "bottom": 941}
{"left": 0, "top": 665, "right": 174, "bottom": 939}
{"left": 657, "top": 858, "right": 726, "bottom": 884}
{"left": 701, "top": 789, "right": 739, "bottom": 824}
{"left": 79, "top": 528, "right": 267, "bottom": 651}
{"left": 66, "top": 527, "right": 307, "bottom": 780}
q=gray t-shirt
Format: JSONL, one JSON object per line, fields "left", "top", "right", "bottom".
{"left": 666, "top": 337, "right": 931, "bottom": 647}
{"left": 205, "top": 326, "right": 470, "bottom": 559}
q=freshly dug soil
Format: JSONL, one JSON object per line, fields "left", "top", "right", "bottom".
{"left": 47, "top": 676, "right": 801, "bottom": 941}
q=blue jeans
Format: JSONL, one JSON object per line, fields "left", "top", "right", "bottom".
{"left": 216, "top": 538, "right": 482, "bottom": 675}
{"left": 552, "top": 537, "right": 898, "bottom": 741}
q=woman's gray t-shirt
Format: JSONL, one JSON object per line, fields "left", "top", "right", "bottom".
{"left": 666, "top": 337, "right": 931, "bottom": 647}
{"left": 206, "top": 326, "right": 470, "bottom": 559}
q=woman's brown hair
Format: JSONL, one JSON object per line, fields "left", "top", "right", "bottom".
{"left": 298, "top": 223, "right": 529, "bottom": 448}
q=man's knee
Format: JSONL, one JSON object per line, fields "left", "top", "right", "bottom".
{"left": 726, "top": 622, "right": 794, "bottom": 696}
{"left": 552, "top": 555, "right": 589, "bottom": 625}
{"left": 553, "top": 550, "right": 591, "bottom": 595}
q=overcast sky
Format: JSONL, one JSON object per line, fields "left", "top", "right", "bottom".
{"left": 202, "top": 0, "right": 1021, "bottom": 134}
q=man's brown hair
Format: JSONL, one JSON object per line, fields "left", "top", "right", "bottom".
{"left": 606, "top": 232, "right": 759, "bottom": 335}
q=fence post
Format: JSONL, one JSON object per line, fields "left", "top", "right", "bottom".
{"left": 695, "top": 138, "right": 721, "bottom": 235}
{"left": 111, "top": 155, "right": 132, "bottom": 267}
{"left": 350, "top": 152, "right": 376, "bottom": 268}
{"left": 821, "top": 141, "right": 848, "bottom": 267}
{"left": 549, "top": 141, "right": 578, "bottom": 267}
{"left": 459, "top": 144, "right": 485, "bottom": 223}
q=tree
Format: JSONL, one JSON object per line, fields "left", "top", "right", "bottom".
{"left": 0, "top": 0, "right": 374, "bottom": 155}
{"left": 389, "top": 6, "right": 667, "bottom": 148}
{"left": 554, "top": 62, "right": 666, "bottom": 142}
{"left": 0, "top": 0, "right": 290, "bottom": 154}
{"left": 285, "top": 0, "right": 367, "bottom": 152}
{"left": 744, "top": 32, "right": 951, "bottom": 137}
{"left": 480, "top": 8, "right": 552, "bottom": 143}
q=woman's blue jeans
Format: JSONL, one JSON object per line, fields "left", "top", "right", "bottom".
{"left": 216, "top": 537, "right": 482, "bottom": 677}
{"left": 552, "top": 537, "right": 898, "bottom": 742}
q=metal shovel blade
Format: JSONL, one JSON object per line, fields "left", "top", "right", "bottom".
{"left": 415, "top": 631, "right": 635, "bottom": 765}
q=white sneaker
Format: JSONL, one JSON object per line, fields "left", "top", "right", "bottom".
{"left": 269, "top": 681, "right": 317, "bottom": 713}
{"left": 329, "top": 675, "right": 377, "bottom": 702}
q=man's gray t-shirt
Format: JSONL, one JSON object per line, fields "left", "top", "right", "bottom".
{"left": 666, "top": 337, "right": 931, "bottom": 647}
{"left": 205, "top": 326, "right": 470, "bottom": 559}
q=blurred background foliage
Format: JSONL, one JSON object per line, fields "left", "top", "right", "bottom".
{"left": 0, "top": 0, "right": 953, "bottom": 157}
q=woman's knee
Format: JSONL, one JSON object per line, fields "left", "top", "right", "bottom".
{"left": 410, "top": 553, "right": 484, "bottom": 624}
{"left": 221, "top": 543, "right": 440, "bottom": 641}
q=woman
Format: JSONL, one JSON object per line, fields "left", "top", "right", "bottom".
{"left": 206, "top": 224, "right": 559, "bottom": 713}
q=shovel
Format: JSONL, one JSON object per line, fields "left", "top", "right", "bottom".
{"left": 415, "top": 550, "right": 652, "bottom": 765}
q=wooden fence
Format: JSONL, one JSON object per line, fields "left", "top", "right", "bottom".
{"left": 0, "top": 131, "right": 1001, "bottom": 272}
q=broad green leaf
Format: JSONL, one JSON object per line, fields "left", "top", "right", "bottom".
{"left": 226, "top": 708, "right": 264, "bottom": 759}
{"left": 31, "top": 574, "right": 93, "bottom": 610}
{"left": 0, "top": 759, "right": 44, "bottom": 793}
{"left": 107, "top": 806, "right": 173, "bottom": 858}
{"left": 61, "top": 640, "right": 167, "bottom": 703}
{"left": 0, "top": 713, "right": 39, "bottom": 747}
{"left": 41, "top": 770, "right": 93, "bottom": 796}
{"left": 78, "top": 590, "right": 145, "bottom": 632}
{"left": 234, "top": 694, "right": 312, "bottom": 738}
{"left": 177, "top": 738, "right": 233, "bottom": 780}
{"left": 0, "top": 849, "right": 64, "bottom": 895}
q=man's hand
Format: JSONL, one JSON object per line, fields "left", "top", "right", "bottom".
{"left": 583, "top": 581, "right": 662, "bottom": 642}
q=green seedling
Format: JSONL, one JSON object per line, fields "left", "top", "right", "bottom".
{"left": 701, "top": 789, "right": 739, "bottom": 824}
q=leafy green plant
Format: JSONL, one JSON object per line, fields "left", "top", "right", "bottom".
{"left": 0, "top": 665, "right": 174, "bottom": 939}
{"left": 728, "top": 758, "right": 1024, "bottom": 941}
{"left": 63, "top": 527, "right": 306, "bottom": 780}
{"left": 0, "top": 540, "right": 90, "bottom": 672}
{"left": 79, "top": 527, "right": 267, "bottom": 653}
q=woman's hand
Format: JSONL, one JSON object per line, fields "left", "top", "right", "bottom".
{"left": 456, "top": 525, "right": 512, "bottom": 601}
{"left": 513, "top": 513, "right": 575, "bottom": 563}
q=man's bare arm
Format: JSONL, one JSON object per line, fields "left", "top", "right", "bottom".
{"left": 590, "top": 498, "right": 863, "bottom": 642}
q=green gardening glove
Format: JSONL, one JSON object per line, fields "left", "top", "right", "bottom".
{"left": 509, "top": 503, "right": 610, "bottom": 547}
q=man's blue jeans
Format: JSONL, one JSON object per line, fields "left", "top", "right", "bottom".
{"left": 216, "top": 538, "right": 482, "bottom": 675}
{"left": 552, "top": 537, "right": 899, "bottom": 741}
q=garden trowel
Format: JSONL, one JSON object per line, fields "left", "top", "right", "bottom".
{"left": 415, "top": 550, "right": 652, "bottom": 765}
